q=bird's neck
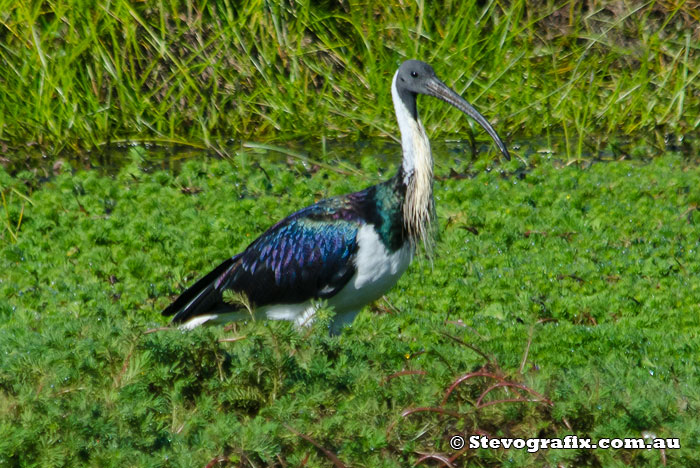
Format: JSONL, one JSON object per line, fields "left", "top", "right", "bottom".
{"left": 391, "top": 72, "right": 435, "bottom": 251}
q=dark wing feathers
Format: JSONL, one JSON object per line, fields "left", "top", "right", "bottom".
{"left": 163, "top": 197, "right": 364, "bottom": 325}
{"left": 226, "top": 216, "right": 359, "bottom": 305}
{"left": 161, "top": 253, "right": 241, "bottom": 322}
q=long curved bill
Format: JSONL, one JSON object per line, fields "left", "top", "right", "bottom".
{"left": 425, "top": 78, "right": 510, "bottom": 161}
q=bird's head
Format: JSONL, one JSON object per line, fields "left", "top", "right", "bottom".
{"left": 394, "top": 60, "right": 510, "bottom": 161}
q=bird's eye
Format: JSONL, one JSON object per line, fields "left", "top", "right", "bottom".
{"left": 411, "top": 71, "right": 418, "bottom": 78}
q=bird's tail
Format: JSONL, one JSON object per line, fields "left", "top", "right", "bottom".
{"left": 161, "top": 254, "right": 242, "bottom": 326}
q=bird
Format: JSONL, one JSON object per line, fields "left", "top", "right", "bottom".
{"left": 161, "top": 60, "right": 510, "bottom": 335}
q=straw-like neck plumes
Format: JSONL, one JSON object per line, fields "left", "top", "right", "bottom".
{"left": 391, "top": 71, "right": 436, "bottom": 253}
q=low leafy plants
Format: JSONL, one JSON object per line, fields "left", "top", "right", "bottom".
{"left": 1, "top": 147, "right": 699, "bottom": 466}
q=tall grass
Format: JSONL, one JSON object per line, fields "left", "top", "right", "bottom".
{"left": 0, "top": 0, "right": 698, "bottom": 159}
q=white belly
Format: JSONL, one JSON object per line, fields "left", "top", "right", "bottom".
{"left": 261, "top": 225, "right": 413, "bottom": 331}
{"left": 328, "top": 224, "right": 413, "bottom": 313}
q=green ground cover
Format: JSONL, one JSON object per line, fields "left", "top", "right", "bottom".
{"left": 0, "top": 0, "right": 698, "bottom": 163}
{"left": 1, "top": 149, "right": 699, "bottom": 466}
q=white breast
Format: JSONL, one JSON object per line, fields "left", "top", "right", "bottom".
{"left": 328, "top": 224, "right": 413, "bottom": 313}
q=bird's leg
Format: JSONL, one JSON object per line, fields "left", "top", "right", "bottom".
{"left": 328, "top": 310, "right": 360, "bottom": 336}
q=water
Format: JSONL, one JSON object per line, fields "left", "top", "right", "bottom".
{"left": 3, "top": 131, "right": 698, "bottom": 177}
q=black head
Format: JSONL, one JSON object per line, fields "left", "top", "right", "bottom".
{"left": 395, "top": 60, "right": 439, "bottom": 95}
{"left": 394, "top": 59, "right": 510, "bottom": 161}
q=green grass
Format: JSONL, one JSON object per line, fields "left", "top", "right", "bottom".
{"left": 1, "top": 149, "right": 699, "bottom": 466}
{"left": 0, "top": 0, "right": 698, "bottom": 163}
